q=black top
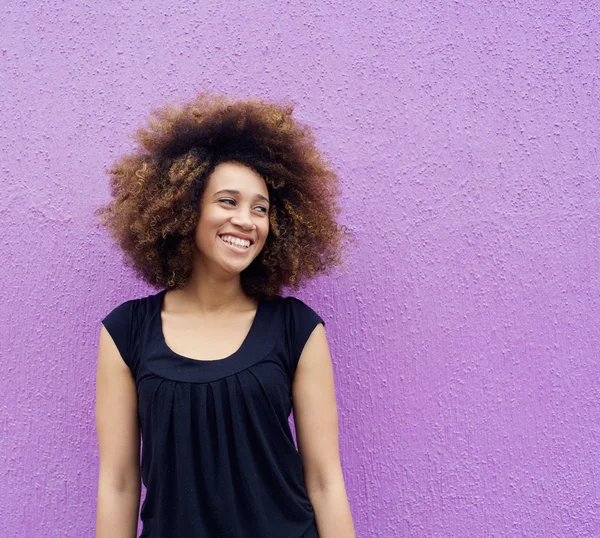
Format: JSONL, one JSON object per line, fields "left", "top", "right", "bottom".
{"left": 101, "top": 289, "right": 324, "bottom": 538}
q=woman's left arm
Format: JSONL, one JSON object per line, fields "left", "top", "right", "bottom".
{"left": 292, "top": 323, "right": 356, "bottom": 538}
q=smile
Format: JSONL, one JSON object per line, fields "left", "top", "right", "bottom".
{"left": 219, "top": 235, "right": 252, "bottom": 250}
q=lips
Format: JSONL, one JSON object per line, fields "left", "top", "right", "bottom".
{"left": 218, "top": 233, "right": 254, "bottom": 244}
{"left": 218, "top": 235, "right": 253, "bottom": 253}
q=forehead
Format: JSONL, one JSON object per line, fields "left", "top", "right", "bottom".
{"left": 206, "top": 161, "right": 268, "bottom": 196}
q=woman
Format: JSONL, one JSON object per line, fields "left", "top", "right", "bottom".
{"left": 95, "top": 92, "right": 355, "bottom": 538}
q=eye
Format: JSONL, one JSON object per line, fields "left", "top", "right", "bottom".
{"left": 219, "top": 198, "right": 268, "bottom": 214}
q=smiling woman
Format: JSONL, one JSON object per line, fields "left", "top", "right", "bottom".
{"left": 192, "top": 162, "right": 271, "bottom": 278}
{"left": 95, "top": 92, "right": 346, "bottom": 299}
{"left": 94, "top": 92, "right": 355, "bottom": 538}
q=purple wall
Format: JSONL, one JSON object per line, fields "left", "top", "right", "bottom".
{"left": 2, "top": 1, "right": 599, "bottom": 536}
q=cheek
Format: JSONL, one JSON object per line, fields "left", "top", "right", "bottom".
{"left": 193, "top": 218, "right": 215, "bottom": 249}
{"left": 258, "top": 222, "right": 270, "bottom": 245}
{"left": 262, "top": 213, "right": 270, "bottom": 233}
{"left": 195, "top": 210, "right": 220, "bottom": 236}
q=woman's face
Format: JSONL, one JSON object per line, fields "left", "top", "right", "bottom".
{"left": 193, "top": 161, "right": 270, "bottom": 278}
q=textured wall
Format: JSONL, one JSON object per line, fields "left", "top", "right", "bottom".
{"left": 2, "top": 1, "right": 599, "bottom": 536}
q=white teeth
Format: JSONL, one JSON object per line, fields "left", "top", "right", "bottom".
{"left": 220, "top": 235, "right": 251, "bottom": 248}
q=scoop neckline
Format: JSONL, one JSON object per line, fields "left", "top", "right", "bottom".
{"left": 155, "top": 288, "right": 265, "bottom": 364}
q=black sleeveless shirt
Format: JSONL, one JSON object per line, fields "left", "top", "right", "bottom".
{"left": 101, "top": 289, "right": 324, "bottom": 538}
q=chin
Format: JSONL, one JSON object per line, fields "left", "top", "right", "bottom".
{"left": 219, "top": 260, "right": 253, "bottom": 276}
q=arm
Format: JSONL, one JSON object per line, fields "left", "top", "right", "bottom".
{"left": 292, "top": 324, "right": 356, "bottom": 538}
{"left": 95, "top": 325, "right": 141, "bottom": 538}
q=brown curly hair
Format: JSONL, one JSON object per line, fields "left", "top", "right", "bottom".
{"left": 95, "top": 92, "right": 348, "bottom": 298}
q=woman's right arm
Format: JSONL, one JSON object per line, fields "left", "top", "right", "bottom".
{"left": 95, "top": 325, "right": 141, "bottom": 538}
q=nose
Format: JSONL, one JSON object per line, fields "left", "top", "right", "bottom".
{"left": 230, "top": 207, "right": 257, "bottom": 230}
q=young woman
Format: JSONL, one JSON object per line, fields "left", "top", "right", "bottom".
{"left": 95, "top": 93, "right": 355, "bottom": 538}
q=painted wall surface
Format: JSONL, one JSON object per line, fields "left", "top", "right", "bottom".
{"left": 1, "top": 1, "right": 599, "bottom": 536}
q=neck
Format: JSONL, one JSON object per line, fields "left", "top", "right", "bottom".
{"left": 173, "top": 268, "right": 252, "bottom": 316}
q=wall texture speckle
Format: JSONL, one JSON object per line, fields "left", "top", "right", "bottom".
{"left": 1, "top": 1, "right": 599, "bottom": 536}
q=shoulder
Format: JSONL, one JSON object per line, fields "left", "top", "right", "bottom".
{"left": 102, "top": 297, "right": 137, "bottom": 319}
{"left": 100, "top": 291, "right": 158, "bottom": 373}
{"left": 280, "top": 295, "right": 325, "bottom": 328}
{"left": 101, "top": 299, "right": 135, "bottom": 330}
{"left": 100, "top": 290, "right": 158, "bottom": 342}
{"left": 102, "top": 295, "right": 145, "bottom": 325}
{"left": 278, "top": 295, "right": 325, "bottom": 365}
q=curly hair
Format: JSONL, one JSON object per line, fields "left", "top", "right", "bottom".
{"left": 94, "top": 92, "right": 348, "bottom": 298}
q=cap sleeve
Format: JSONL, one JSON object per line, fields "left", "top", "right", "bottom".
{"left": 283, "top": 296, "right": 325, "bottom": 375}
{"left": 101, "top": 299, "right": 139, "bottom": 374}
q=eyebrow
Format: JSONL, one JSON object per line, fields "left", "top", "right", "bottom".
{"left": 213, "top": 189, "right": 270, "bottom": 203}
